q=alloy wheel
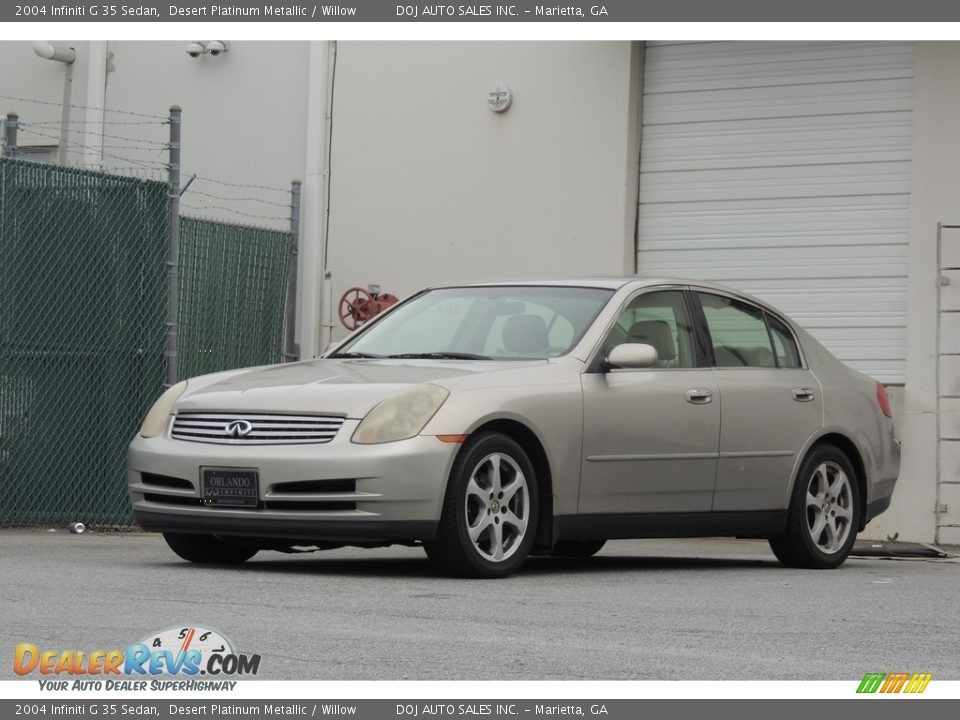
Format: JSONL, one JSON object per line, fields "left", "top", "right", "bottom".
{"left": 805, "top": 461, "right": 853, "bottom": 555}
{"left": 463, "top": 452, "right": 530, "bottom": 562}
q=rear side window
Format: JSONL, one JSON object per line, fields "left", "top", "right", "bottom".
{"left": 697, "top": 293, "right": 776, "bottom": 368}
{"left": 767, "top": 314, "right": 802, "bottom": 369}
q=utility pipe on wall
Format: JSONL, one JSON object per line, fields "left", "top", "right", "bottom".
{"left": 300, "top": 40, "right": 337, "bottom": 358}
{"left": 32, "top": 42, "right": 75, "bottom": 164}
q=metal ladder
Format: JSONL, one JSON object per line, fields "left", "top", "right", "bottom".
{"left": 936, "top": 223, "right": 960, "bottom": 544}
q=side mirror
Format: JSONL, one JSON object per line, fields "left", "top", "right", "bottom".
{"left": 607, "top": 343, "right": 658, "bottom": 370}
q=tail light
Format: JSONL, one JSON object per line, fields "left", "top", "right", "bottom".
{"left": 876, "top": 381, "right": 893, "bottom": 418}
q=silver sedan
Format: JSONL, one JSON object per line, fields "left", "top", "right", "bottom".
{"left": 128, "top": 279, "right": 900, "bottom": 577}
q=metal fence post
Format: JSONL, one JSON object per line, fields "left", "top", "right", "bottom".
{"left": 284, "top": 179, "right": 302, "bottom": 362}
{"left": 164, "top": 106, "right": 182, "bottom": 387}
{"left": 4, "top": 113, "right": 18, "bottom": 158}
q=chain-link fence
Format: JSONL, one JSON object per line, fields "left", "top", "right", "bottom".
{"left": 0, "top": 151, "right": 296, "bottom": 527}
{"left": 178, "top": 216, "right": 292, "bottom": 379}
{"left": 0, "top": 158, "right": 168, "bottom": 526}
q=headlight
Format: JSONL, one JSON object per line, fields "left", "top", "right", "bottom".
{"left": 139, "top": 381, "right": 187, "bottom": 438}
{"left": 351, "top": 384, "right": 449, "bottom": 444}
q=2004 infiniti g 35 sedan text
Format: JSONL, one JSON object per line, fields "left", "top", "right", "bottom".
{"left": 128, "top": 279, "right": 900, "bottom": 578}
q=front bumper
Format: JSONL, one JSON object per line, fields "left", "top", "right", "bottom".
{"left": 128, "top": 418, "right": 459, "bottom": 544}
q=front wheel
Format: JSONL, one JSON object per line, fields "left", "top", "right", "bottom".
{"left": 163, "top": 533, "right": 259, "bottom": 565}
{"left": 424, "top": 432, "right": 538, "bottom": 578}
{"left": 769, "top": 444, "right": 860, "bottom": 569}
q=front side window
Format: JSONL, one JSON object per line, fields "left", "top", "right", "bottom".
{"left": 698, "top": 293, "right": 778, "bottom": 368}
{"left": 601, "top": 290, "right": 696, "bottom": 368}
{"left": 335, "top": 286, "right": 614, "bottom": 360}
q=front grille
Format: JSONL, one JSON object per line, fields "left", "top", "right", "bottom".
{"left": 171, "top": 413, "right": 345, "bottom": 445}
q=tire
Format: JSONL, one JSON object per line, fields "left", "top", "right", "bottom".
{"left": 769, "top": 444, "right": 860, "bottom": 569}
{"left": 550, "top": 540, "right": 606, "bottom": 558}
{"left": 163, "top": 533, "right": 259, "bottom": 565}
{"left": 424, "top": 432, "right": 539, "bottom": 578}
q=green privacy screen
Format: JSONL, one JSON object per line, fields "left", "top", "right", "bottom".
{"left": 177, "top": 216, "right": 291, "bottom": 380}
{"left": 0, "top": 159, "right": 167, "bottom": 526}
{"left": 0, "top": 159, "right": 293, "bottom": 527}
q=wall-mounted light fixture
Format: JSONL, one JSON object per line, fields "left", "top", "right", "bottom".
{"left": 33, "top": 41, "right": 76, "bottom": 64}
{"left": 488, "top": 84, "right": 513, "bottom": 113}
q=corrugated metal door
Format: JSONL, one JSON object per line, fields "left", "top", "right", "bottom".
{"left": 637, "top": 42, "right": 914, "bottom": 383}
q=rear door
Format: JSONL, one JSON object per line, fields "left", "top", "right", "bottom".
{"left": 693, "top": 291, "right": 823, "bottom": 511}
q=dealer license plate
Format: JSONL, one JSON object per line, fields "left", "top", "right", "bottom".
{"left": 201, "top": 467, "right": 259, "bottom": 508}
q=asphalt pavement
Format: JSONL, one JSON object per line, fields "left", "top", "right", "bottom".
{"left": 1, "top": 529, "right": 957, "bottom": 680}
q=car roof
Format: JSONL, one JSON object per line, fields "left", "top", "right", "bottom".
{"left": 430, "top": 277, "right": 734, "bottom": 293}
{"left": 426, "top": 277, "right": 791, "bottom": 322}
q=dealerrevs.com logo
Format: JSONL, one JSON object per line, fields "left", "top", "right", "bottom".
{"left": 15, "top": 625, "right": 260, "bottom": 690}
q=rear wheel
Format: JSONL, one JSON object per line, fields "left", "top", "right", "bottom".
{"left": 424, "top": 432, "right": 538, "bottom": 578}
{"left": 163, "top": 533, "right": 258, "bottom": 565}
{"left": 550, "top": 540, "right": 606, "bottom": 558}
{"left": 769, "top": 444, "right": 860, "bottom": 569}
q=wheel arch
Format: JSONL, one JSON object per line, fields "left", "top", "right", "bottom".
{"left": 465, "top": 418, "right": 555, "bottom": 551}
{"left": 792, "top": 430, "right": 869, "bottom": 531}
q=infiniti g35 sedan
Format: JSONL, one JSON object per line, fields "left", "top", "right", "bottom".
{"left": 128, "top": 279, "right": 900, "bottom": 578}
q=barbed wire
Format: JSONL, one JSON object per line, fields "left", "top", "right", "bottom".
{"left": 186, "top": 172, "right": 291, "bottom": 195}
{"left": 187, "top": 188, "right": 291, "bottom": 210}
{"left": 19, "top": 119, "right": 166, "bottom": 127}
{"left": 0, "top": 93, "right": 167, "bottom": 121}
{"left": 20, "top": 121, "right": 169, "bottom": 148}
{"left": 27, "top": 145, "right": 168, "bottom": 173}
{"left": 18, "top": 127, "right": 168, "bottom": 172}
{"left": 180, "top": 202, "right": 290, "bottom": 224}
{"left": 94, "top": 166, "right": 168, "bottom": 178}
{"left": 56, "top": 158, "right": 166, "bottom": 181}
{"left": 10, "top": 107, "right": 295, "bottom": 217}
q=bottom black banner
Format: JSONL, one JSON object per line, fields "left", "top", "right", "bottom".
{"left": 1, "top": 700, "right": 957, "bottom": 720}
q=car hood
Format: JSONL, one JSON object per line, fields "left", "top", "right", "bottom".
{"left": 175, "top": 358, "right": 544, "bottom": 418}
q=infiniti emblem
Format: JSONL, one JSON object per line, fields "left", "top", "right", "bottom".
{"left": 226, "top": 420, "right": 253, "bottom": 438}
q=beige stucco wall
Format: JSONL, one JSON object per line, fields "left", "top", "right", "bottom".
{"left": 322, "top": 41, "right": 639, "bottom": 343}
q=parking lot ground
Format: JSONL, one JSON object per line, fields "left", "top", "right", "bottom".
{"left": 1, "top": 529, "right": 957, "bottom": 681}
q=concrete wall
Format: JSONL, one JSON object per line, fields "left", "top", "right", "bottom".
{"left": 865, "top": 42, "right": 960, "bottom": 544}
{"left": 104, "top": 41, "right": 310, "bottom": 230}
{"left": 323, "top": 41, "right": 638, "bottom": 343}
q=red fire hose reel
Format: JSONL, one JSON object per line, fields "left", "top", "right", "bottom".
{"left": 338, "top": 285, "right": 399, "bottom": 331}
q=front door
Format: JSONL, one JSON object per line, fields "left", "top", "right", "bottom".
{"left": 579, "top": 289, "right": 721, "bottom": 514}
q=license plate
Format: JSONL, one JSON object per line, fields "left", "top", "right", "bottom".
{"left": 201, "top": 468, "right": 259, "bottom": 508}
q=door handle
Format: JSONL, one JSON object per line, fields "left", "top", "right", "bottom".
{"left": 685, "top": 388, "right": 713, "bottom": 404}
{"left": 792, "top": 387, "right": 815, "bottom": 402}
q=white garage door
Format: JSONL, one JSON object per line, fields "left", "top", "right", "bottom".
{"left": 636, "top": 41, "right": 914, "bottom": 383}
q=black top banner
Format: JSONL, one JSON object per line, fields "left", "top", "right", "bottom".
{"left": 5, "top": 0, "right": 960, "bottom": 22}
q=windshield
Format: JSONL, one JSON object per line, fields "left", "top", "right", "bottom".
{"left": 333, "top": 286, "right": 614, "bottom": 360}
